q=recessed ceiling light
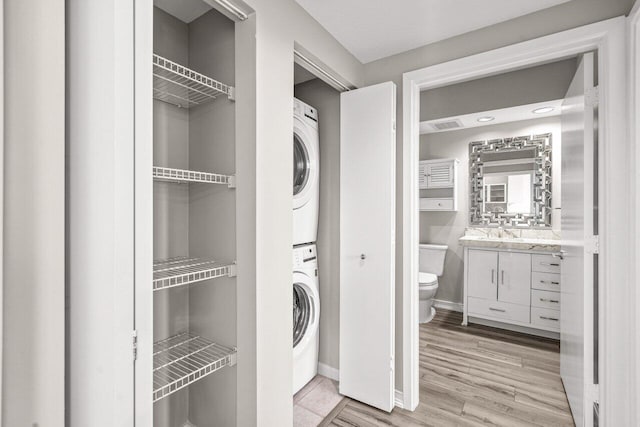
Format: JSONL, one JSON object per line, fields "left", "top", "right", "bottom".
{"left": 532, "top": 106, "right": 555, "bottom": 114}
{"left": 477, "top": 116, "right": 495, "bottom": 122}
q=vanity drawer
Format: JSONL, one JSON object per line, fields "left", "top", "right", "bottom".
{"left": 531, "top": 254, "right": 561, "bottom": 274}
{"left": 420, "top": 198, "right": 453, "bottom": 211}
{"left": 531, "top": 289, "right": 561, "bottom": 310}
{"left": 467, "top": 297, "right": 530, "bottom": 324}
{"left": 531, "top": 307, "right": 560, "bottom": 331}
{"left": 531, "top": 272, "right": 561, "bottom": 292}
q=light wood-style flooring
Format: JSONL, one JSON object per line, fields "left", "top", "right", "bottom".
{"left": 322, "top": 309, "right": 575, "bottom": 426}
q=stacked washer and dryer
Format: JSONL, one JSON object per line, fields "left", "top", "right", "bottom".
{"left": 292, "top": 98, "right": 321, "bottom": 394}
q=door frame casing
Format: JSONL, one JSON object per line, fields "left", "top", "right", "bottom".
{"left": 402, "top": 17, "right": 633, "bottom": 425}
{"left": 628, "top": 1, "right": 640, "bottom": 423}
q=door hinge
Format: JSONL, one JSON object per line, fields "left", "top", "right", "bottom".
{"left": 586, "top": 235, "right": 600, "bottom": 254}
{"left": 586, "top": 86, "right": 599, "bottom": 107}
{"left": 133, "top": 330, "right": 138, "bottom": 361}
{"left": 588, "top": 383, "right": 600, "bottom": 404}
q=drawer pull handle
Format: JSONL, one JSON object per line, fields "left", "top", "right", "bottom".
{"left": 540, "top": 280, "right": 560, "bottom": 285}
{"left": 540, "top": 298, "right": 560, "bottom": 303}
{"left": 491, "top": 269, "right": 494, "bottom": 284}
{"left": 540, "top": 316, "right": 559, "bottom": 321}
{"left": 489, "top": 307, "right": 506, "bottom": 313}
{"left": 540, "top": 262, "right": 560, "bottom": 267}
{"left": 501, "top": 270, "right": 504, "bottom": 285}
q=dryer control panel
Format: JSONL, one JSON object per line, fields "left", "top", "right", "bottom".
{"left": 293, "top": 244, "right": 317, "bottom": 269}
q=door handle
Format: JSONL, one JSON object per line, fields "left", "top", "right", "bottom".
{"left": 491, "top": 269, "right": 494, "bottom": 284}
{"left": 360, "top": 254, "right": 366, "bottom": 260}
{"left": 501, "top": 270, "right": 504, "bottom": 285}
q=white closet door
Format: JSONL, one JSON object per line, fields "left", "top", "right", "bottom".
{"left": 561, "top": 52, "right": 597, "bottom": 427}
{"left": 339, "top": 81, "right": 396, "bottom": 412}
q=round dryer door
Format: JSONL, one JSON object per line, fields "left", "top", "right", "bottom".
{"left": 292, "top": 279, "right": 319, "bottom": 349}
{"left": 293, "top": 133, "right": 310, "bottom": 197}
{"left": 292, "top": 118, "right": 318, "bottom": 210}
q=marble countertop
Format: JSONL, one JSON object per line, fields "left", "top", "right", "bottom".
{"left": 458, "top": 235, "right": 561, "bottom": 252}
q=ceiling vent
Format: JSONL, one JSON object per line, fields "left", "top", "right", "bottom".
{"left": 431, "top": 119, "right": 464, "bottom": 131}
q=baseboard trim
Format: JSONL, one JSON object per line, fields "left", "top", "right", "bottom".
{"left": 317, "top": 362, "right": 339, "bottom": 381}
{"left": 394, "top": 389, "right": 404, "bottom": 408}
{"left": 433, "top": 299, "right": 463, "bottom": 313}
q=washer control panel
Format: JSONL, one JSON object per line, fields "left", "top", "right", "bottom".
{"left": 293, "top": 244, "right": 317, "bottom": 269}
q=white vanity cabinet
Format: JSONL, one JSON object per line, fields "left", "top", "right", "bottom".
{"left": 463, "top": 247, "right": 561, "bottom": 335}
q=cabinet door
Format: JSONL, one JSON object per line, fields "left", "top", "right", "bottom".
{"left": 497, "top": 252, "right": 531, "bottom": 306}
{"left": 467, "top": 250, "right": 498, "bottom": 300}
{"left": 425, "top": 162, "right": 454, "bottom": 188}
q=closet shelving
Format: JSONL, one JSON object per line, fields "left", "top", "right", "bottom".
{"left": 153, "top": 257, "right": 237, "bottom": 291}
{"left": 153, "top": 53, "right": 235, "bottom": 108}
{"left": 153, "top": 332, "right": 237, "bottom": 402}
{"left": 153, "top": 166, "right": 236, "bottom": 188}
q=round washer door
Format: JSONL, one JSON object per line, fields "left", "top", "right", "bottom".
{"left": 292, "top": 272, "right": 319, "bottom": 352}
{"left": 293, "top": 117, "right": 318, "bottom": 210}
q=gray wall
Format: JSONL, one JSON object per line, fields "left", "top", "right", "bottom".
{"left": 152, "top": 8, "right": 191, "bottom": 427}
{"left": 3, "top": 0, "right": 65, "bottom": 425}
{"left": 362, "top": 0, "right": 634, "bottom": 389}
{"left": 188, "top": 9, "right": 238, "bottom": 427}
{"left": 294, "top": 79, "right": 341, "bottom": 372}
{"left": 420, "top": 116, "right": 562, "bottom": 305}
{"left": 421, "top": 59, "right": 577, "bottom": 121}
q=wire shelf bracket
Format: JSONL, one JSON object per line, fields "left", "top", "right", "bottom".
{"left": 153, "top": 258, "right": 237, "bottom": 291}
{"left": 153, "top": 166, "right": 236, "bottom": 188}
{"left": 153, "top": 54, "right": 235, "bottom": 108}
{"left": 153, "top": 332, "right": 237, "bottom": 402}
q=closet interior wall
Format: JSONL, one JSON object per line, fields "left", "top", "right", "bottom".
{"left": 153, "top": 6, "right": 237, "bottom": 426}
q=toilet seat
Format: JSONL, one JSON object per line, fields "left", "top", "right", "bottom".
{"left": 419, "top": 272, "right": 438, "bottom": 286}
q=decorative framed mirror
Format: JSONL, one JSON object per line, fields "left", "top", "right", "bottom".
{"left": 469, "top": 133, "right": 552, "bottom": 227}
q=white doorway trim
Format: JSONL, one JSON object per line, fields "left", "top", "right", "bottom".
{"left": 401, "top": 17, "right": 633, "bottom": 425}
{"left": 628, "top": 1, "right": 640, "bottom": 423}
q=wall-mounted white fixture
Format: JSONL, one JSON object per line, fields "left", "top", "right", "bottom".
{"left": 419, "top": 158, "right": 459, "bottom": 211}
{"left": 532, "top": 106, "right": 555, "bottom": 114}
{"left": 477, "top": 116, "right": 495, "bottom": 122}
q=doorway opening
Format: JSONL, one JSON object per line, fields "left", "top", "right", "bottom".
{"left": 403, "top": 17, "right": 631, "bottom": 427}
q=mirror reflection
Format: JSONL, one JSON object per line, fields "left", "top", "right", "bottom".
{"left": 469, "top": 134, "right": 552, "bottom": 227}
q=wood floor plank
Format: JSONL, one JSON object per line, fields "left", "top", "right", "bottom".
{"left": 322, "top": 309, "right": 575, "bottom": 427}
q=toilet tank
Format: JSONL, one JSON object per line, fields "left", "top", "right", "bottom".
{"left": 419, "top": 244, "right": 448, "bottom": 276}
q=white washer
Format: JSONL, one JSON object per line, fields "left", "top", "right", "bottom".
{"left": 292, "top": 243, "right": 320, "bottom": 394}
{"left": 293, "top": 98, "right": 319, "bottom": 246}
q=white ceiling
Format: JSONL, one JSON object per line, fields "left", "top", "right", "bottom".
{"left": 295, "top": 0, "right": 571, "bottom": 63}
{"left": 420, "top": 100, "right": 563, "bottom": 135}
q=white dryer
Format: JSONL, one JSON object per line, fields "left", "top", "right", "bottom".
{"left": 293, "top": 98, "right": 320, "bottom": 246}
{"left": 292, "top": 243, "right": 320, "bottom": 394}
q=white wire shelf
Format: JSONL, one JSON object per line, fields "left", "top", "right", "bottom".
{"left": 153, "top": 257, "right": 237, "bottom": 291}
{"left": 153, "top": 54, "right": 235, "bottom": 108}
{"left": 153, "top": 166, "right": 236, "bottom": 188}
{"left": 153, "top": 332, "right": 237, "bottom": 402}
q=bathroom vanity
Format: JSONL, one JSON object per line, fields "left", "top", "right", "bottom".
{"left": 460, "top": 231, "right": 562, "bottom": 336}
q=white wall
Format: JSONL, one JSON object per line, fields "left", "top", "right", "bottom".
{"left": 294, "top": 79, "right": 341, "bottom": 373}
{"left": 3, "top": 0, "right": 65, "bottom": 425}
{"left": 420, "top": 117, "right": 562, "bottom": 305}
{"left": 363, "top": 0, "right": 634, "bottom": 390}
{"left": 233, "top": 1, "right": 364, "bottom": 424}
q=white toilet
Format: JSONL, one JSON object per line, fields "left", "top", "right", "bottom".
{"left": 418, "top": 244, "right": 448, "bottom": 323}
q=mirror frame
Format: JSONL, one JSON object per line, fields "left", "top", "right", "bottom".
{"left": 469, "top": 133, "right": 552, "bottom": 227}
